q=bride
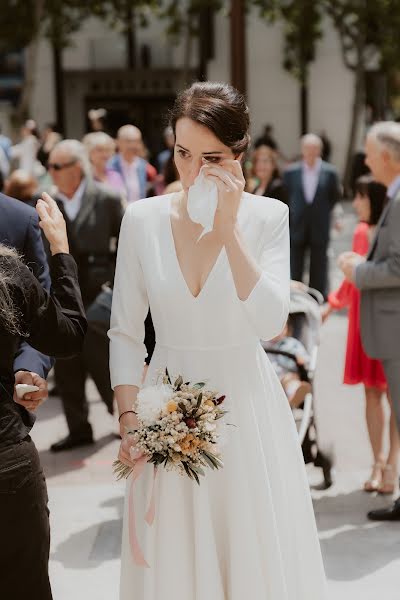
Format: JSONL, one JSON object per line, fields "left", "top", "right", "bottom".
{"left": 109, "top": 81, "right": 327, "bottom": 599}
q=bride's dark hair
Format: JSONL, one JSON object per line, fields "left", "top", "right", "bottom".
{"left": 169, "top": 81, "right": 250, "bottom": 155}
{"left": 0, "top": 244, "right": 24, "bottom": 335}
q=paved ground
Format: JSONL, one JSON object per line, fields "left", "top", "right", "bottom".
{"left": 30, "top": 204, "right": 400, "bottom": 599}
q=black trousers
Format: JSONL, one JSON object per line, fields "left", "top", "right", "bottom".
{"left": 55, "top": 325, "right": 113, "bottom": 437}
{"left": 382, "top": 358, "right": 400, "bottom": 434}
{"left": 0, "top": 437, "right": 52, "bottom": 600}
{"left": 290, "top": 239, "right": 329, "bottom": 299}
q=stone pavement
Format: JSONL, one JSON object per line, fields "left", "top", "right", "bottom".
{"left": 30, "top": 203, "right": 400, "bottom": 599}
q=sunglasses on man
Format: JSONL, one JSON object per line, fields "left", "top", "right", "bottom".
{"left": 47, "top": 159, "right": 77, "bottom": 171}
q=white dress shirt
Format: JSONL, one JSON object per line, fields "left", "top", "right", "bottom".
{"left": 387, "top": 174, "right": 400, "bottom": 200}
{"left": 121, "top": 157, "right": 140, "bottom": 204}
{"left": 57, "top": 178, "right": 87, "bottom": 221}
{"left": 302, "top": 158, "right": 322, "bottom": 204}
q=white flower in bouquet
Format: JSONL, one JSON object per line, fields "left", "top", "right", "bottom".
{"left": 113, "top": 370, "right": 231, "bottom": 485}
{"left": 136, "top": 384, "right": 174, "bottom": 425}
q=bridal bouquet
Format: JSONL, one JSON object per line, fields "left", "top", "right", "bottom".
{"left": 114, "top": 369, "right": 227, "bottom": 484}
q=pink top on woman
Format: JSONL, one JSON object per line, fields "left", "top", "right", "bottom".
{"left": 328, "top": 222, "right": 387, "bottom": 390}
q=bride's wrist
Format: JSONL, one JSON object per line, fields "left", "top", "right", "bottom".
{"left": 221, "top": 222, "right": 240, "bottom": 246}
{"left": 119, "top": 410, "right": 139, "bottom": 431}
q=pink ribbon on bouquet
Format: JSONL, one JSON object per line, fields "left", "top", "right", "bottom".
{"left": 128, "top": 456, "right": 158, "bottom": 568}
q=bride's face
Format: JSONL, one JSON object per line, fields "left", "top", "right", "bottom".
{"left": 174, "top": 117, "right": 236, "bottom": 192}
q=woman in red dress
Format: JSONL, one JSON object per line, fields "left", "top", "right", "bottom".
{"left": 323, "top": 175, "right": 399, "bottom": 493}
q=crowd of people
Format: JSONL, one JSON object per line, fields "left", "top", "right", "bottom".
{"left": 1, "top": 87, "right": 400, "bottom": 598}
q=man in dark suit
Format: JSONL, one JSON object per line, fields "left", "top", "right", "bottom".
{"left": 283, "top": 134, "right": 341, "bottom": 298}
{"left": 0, "top": 193, "right": 52, "bottom": 409}
{"left": 46, "top": 139, "right": 124, "bottom": 451}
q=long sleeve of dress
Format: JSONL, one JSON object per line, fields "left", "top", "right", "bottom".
{"left": 108, "top": 206, "right": 149, "bottom": 389}
{"left": 240, "top": 204, "right": 290, "bottom": 341}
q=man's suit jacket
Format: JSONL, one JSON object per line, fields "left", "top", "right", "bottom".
{"left": 107, "top": 154, "right": 148, "bottom": 201}
{"left": 54, "top": 180, "right": 124, "bottom": 306}
{"left": 283, "top": 161, "right": 340, "bottom": 245}
{"left": 0, "top": 193, "right": 52, "bottom": 377}
{"left": 355, "top": 190, "right": 400, "bottom": 360}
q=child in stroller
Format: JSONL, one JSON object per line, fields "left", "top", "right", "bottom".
{"left": 263, "top": 315, "right": 312, "bottom": 409}
{"left": 262, "top": 281, "right": 334, "bottom": 488}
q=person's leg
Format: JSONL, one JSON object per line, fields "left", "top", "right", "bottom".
{"left": 0, "top": 438, "right": 52, "bottom": 600}
{"left": 309, "top": 242, "right": 328, "bottom": 298}
{"left": 281, "top": 372, "right": 311, "bottom": 409}
{"left": 379, "top": 390, "right": 400, "bottom": 494}
{"left": 364, "top": 385, "right": 385, "bottom": 491}
{"left": 54, "top": 355, "right": 92, "bottom": 439}
{"left": 382, "top": 359, "right": 400, "bottom": 432}
{"left": 83, "top": 327, "right": 114, "bottom": 415}
{"left": 290, "top": 240, "right": 306, "bottom": 283}
{"left": 367, "top": 360, "right": 400, "bottom": 519}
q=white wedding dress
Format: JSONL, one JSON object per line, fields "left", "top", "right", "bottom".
{"left": 109, "top": 192, "right": 327, "bottom": 600}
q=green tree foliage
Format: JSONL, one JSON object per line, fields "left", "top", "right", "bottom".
{"left": 252, "top": 0, "right": 322, "bottom": 85}
{"left": 324, "top": 0, "right": 400, "bottom": 189}
{"left": 0, "top": 0, "right": 103, "bottom": 51}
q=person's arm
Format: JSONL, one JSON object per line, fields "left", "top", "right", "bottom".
{"left": 13, "top": 211, "right": 53, "bottom": 378}
{"left": 205, "top": 159, "right": 290, "bottom": 341}
{"left": 354, "top": 199, "right": 400, "bottom": 290}
{"left": 224, "top": 207, "right": 290, "bottom": 341}
{"left": 15, "top": 254, "right": 87, "bottom": 357}
{"left": 14, "top": 194, "right": 86, "bottom": 411}
{"left": 108, "top": 205, "right": 149, "bottom": 439}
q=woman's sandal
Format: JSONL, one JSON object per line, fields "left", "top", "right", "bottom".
{"left": 364, "top": 462, "right": 384, "bottom": 492}
{"left": 378, "top": 464, "right": 397, "bottom": 495}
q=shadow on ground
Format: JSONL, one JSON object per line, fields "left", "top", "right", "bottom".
{"left": 314, "top": 489, "right": 400, "bottom": 580}
{"left": 39, "top": 433, "right": 118, "bottom": 478}
{"left": 51, "top": 517, "right": 123, "bottom": 568}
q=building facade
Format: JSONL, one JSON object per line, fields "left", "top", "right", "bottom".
{"left": 26, "top": 7, "right": 361, "bottom": 173}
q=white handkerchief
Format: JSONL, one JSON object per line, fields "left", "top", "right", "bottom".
{"left": 187, "top": 166, "right": 218, "bottom": 241}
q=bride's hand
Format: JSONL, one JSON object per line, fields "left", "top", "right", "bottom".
{"left": 36, "top": 192, "right": 69, "bottom": 255}
{"left": 118, "top": 434, "right": 143, "bottom": 467}
{"left": 203, "top": 159, "right": 245, "bottom": 233}
{"left": 118, "top": 411, "right": 142, "bottom": 466}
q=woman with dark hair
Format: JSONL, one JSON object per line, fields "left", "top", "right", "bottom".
{"left": 251, "top": 143, "right": 288, "bottom": 204}
{"left": 110, "top": 81, "right": 326, "bottom": 599}
{"left": 0, "top": 193, "right": 86, "bottom": 599}
{"left": 323, "top": 175, "right": 399, "bottom": 493}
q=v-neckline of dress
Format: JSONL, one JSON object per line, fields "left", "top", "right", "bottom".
{"left": 166, "top": 194, "right": 225, "bottom": 301}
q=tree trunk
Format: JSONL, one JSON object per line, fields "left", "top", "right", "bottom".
{"left": 343, "top": 55, "right": 365, "bottom": 196}
{"left": 125, "top": 5, "right": 136, "bottom": 69}
{"left": 230, "top": 0, "right": 246, "bottom": 95}
{"left": 300, "top": 79, "right": 308, "bottom": 135}
{"left": 13, "top": 0, "right": 45, "bottom": 125}
{"left": 52, "top": 44, "right": 65, "bottom": 135}
{"left": 197, "top": 6, "right": 215, "bottom": 81}
{"left": 182, "top": 11, "right": 195, "bottom": 86}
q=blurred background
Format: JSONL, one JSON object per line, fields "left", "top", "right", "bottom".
{"left": 0, "top": 0, "right": 399, "bottom": 191}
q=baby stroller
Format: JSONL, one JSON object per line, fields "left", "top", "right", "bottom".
{"left": 263, "top": 281, "right": 334, "bottom": 489}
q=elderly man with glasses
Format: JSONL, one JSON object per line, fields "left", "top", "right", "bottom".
{"left": 46, "top": 139, "right": 124, "bottom": 451}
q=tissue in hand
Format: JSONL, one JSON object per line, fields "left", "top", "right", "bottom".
{"left": 187, "top": 166, "right": 218, "bottom": 240}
